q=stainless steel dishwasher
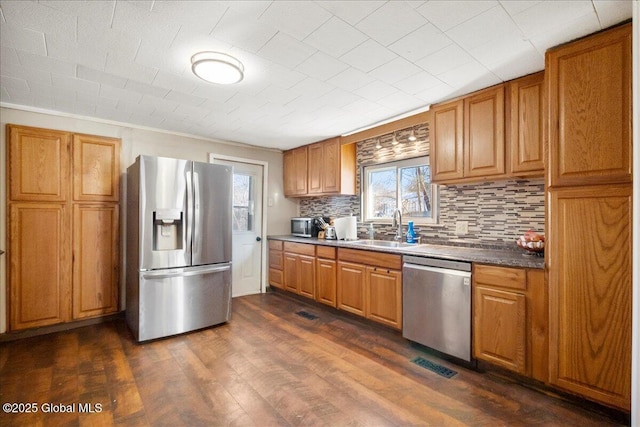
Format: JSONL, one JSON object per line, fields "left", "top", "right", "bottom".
{"left": 403, "top": 256, "right": 472, "bottom": 362}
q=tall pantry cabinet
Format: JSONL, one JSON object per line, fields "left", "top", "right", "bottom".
{"left": 545, "top": 23, "right": 632, "bottom": 410}
{"left": 7, "top": 125, "right": 121, "bottom": 331}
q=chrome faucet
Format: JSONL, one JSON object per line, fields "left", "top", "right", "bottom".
{"left": 392, "top": 209, "right": 402, "bottom": 241}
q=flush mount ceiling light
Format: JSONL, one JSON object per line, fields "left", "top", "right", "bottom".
{"left": 191, "top": 51, "right": 244, "bottom": 84}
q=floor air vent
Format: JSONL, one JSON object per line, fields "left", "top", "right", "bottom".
{"left": 296, "top": 310, "right": 318, "bottom": 320}
{"left": 411, "top": 356, "right": 457, "bottom": 378}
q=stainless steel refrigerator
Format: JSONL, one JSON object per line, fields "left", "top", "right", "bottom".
{"left": 126, "top": 155, "right": 232, "bottom": 341}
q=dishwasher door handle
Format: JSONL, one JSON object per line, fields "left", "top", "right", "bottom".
{"left": 403, "top": 263, "right": 472, "bottom": 281}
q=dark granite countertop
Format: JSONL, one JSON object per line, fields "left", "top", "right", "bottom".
{"left": 268, "top": 235, "right": 544, "bottom": 270}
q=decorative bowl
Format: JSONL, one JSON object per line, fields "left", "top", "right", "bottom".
{"left": 517, "top": 230, "right": 545, "bottom": 255}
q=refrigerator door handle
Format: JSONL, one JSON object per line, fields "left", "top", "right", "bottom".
{"left": 193, "top": 171, "right": 200, "bottom": 257}
{"left": 186, "top": 169, "right": 194, "bottom": 261}
{"left": 142, "top": 264, "right": 231, "bottom": 279}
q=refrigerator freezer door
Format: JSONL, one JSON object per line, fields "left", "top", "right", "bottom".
{"left": 136, "top": 264, "right": 232, "bottom": 341}
{"left": 192, "top": 162, "right": 232, "bottom": 265}
{"left": 139, "top": 156, "right": 191, "bottom": 270}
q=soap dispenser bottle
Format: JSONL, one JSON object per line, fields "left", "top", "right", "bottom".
{"left": 406, "top": 221, "right": 416, "bottom": 244}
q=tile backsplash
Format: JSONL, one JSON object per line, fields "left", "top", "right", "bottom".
{"left": 299, "top": 123, "right": 545, "bottom": 249}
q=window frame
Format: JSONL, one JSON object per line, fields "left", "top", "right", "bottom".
{"left": 362, "top": 156, "right": 438, "bottom": 225}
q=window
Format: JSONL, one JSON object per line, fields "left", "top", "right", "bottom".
{"left": 363, "top": 157, "right": 438, "bottom": 224}
{"left": 232, "top": 173, "right": 254, "bottom": 231}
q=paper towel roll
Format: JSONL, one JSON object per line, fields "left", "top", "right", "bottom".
{"left": 334, "top": 216, "right": 358, "bottom": 240}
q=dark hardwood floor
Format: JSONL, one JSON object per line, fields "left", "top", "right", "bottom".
{"left": 0, "top": 292, "right": 628, "bottom": 426}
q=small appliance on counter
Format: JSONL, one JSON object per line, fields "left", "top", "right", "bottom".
{"left": 291, "top": 217, "right": 328, "bottom": 238}
{"left": 333, "top": 216, "right": 358, "bottom": 240}
{"left": 324, "top": 226, "right": 337, "bottom": 240}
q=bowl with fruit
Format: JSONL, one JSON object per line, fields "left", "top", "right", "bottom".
{"left": 517, "top": 229, "right": 545, "bottom": 255}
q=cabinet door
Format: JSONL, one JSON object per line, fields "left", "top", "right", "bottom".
{"left": 283, "top": 150, "right": 296, "bottom": 197}
{"left": 473, "top": 286, "right": 526, "bottom": 374}
{"left": 548, "top": 185, "right": 631, "bottom": 410}
{"left": 283, "top": 253, "right": 299, "bottom": 293}
{"left": 298, "top": 254, "right": 316, "bottom": 299}
{"left": 307, "top": 142, "right": 323, "bottom": 194}
{"left": 73, "top": 204, "right": 119, "bottom": 319}
{"left": 547, "top": 24, "right": 631, "bottom": 187}
{"left": 293, "top": 146, "right": 308, "bottom": 195}
{"left": 366, "top": 267, "right": 402, "bottom": 330}
{"left": 9, "top": 203, "right": 71, "bottom": 330}
{"left": 508, "top": 72, "right": 544, "bottom": 175}
{"left": 464, "top": 85, "right": 505, "bottom": 178}
{"left": 431, "top": 99, "right": 464, "bottom": 182}
{"left": 316, "top": 258, "right": 337, "bottom": 307}
{"left": 8, "top": 125, "right": 70, "bottom": 202}
{"left": 321, "top": 137, "right": 341, "bottom": 193}
{"left": 73, "top": 134, "right": 121, "bottom": 201}
{"left": 337, "top": 261, "right": 366, "bottom": 316}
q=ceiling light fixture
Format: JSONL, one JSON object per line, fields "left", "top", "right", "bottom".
{"left": 191, "top": 51, "right": 244, "bottom": 84}
{"left": 408, "top": 127, "right": 417, "bottom": 142}
{"left": 375, "top": 138, "right": 382, "bottom": 149}
{"left": 391, "top": 132, "right": 399, "bottom": 146}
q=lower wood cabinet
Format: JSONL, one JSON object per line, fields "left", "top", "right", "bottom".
{"left": 366, "top": 267, "right": 402, "bottom": 330}
{"left": 337, "top": 248, "right": 402, "bottom": 330}
{"left": 9, "top": 203, "right": 71, "bottom": 330}
{"left": 282, "top": 242, "right": 316, "bottom": 298}
{"left": 268, "top": 240, "right": 284, "bottom": 289}
{"left": 337, "top": 261, "right": 366, "bottom": 316}
{"left": 316, "top": 246, "right": 337, "bottom": 307}
{"left": 72, "top": 204, "right": 119, "bottom": 319}
{"left": 473, "top": 264, "right": 547, "bottom": 381}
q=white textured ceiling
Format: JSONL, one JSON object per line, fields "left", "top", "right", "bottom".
{"left": 0, "top": 1, "right": 632, "bottom": 150}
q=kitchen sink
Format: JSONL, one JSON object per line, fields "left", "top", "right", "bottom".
{"left": 349, "top": 239, "right": 420, "bottom": 248}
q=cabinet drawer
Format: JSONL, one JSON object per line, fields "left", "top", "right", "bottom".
{"left": 269, "top": 250, "right": 283, "bottom": 269}
{"left": 269, "top": 268, "right": 283, "bottom": 288}
{"left": 316, "top": 245, "right": 336, "bottom": 259}
{"left": 284, "top": 241, "right": 315, "bottom": 256}
{"left": 269, "top": 240, "right": 283, "bottom": 250}
{"left": 338, "top": 248, "right": 402, "bottom": 270}
{"left": 474, "top": 264, "right": 526, "bottom": 291}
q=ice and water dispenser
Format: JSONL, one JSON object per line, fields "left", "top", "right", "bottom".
{"left": 152, "top": 209, "right": 183, "bottom": 250}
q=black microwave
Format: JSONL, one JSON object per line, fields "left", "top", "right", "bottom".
{"left": 291, "top": 217, "right": 315, "bottom": 237}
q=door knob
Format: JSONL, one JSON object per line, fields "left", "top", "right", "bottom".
{"left": 256, "top": 237, "right": 262, "bottom": 242}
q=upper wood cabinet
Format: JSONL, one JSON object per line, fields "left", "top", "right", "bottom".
{"left": 283, "top": 146, "right": 308, "bottom": 196}
{"left": 546, "top": 23, "right": 632, "bottom": 411}
{"left": 507, "top": 72, "right": 545, "bottom": 176}
{"left": 284, "top": 137, "right": 355, "bottom": 197}
{"left": 73, "top": 134, "right": 121, "bottom": 202}
{"left": 431, "top": 99, "right": 464, "bottom": 182}
{"left": 6, "top": 124, "right": 121, "bottom": 331}
{"left": 546, "top": 24, "right": 632, "bottom": 187}
{"left": 432, "top": 84, "right": 506, "bottom": 183}
{"left": 464, "top": 85, "right": 505, "bottom": 178}
{"left": 8, "top": 125, "right": 70, "bottom": 201}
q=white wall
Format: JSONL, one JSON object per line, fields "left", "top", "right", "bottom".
{"left": 0, "top": 106, "right": 299, "bottom": 334}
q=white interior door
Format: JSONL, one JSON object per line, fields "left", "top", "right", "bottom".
{"left": 212, "top": 159, "right": 264, "bottom": 297}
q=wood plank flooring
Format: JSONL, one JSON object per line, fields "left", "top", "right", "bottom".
{"left": 0, "top": 292, "right": 628, "bottom": 426}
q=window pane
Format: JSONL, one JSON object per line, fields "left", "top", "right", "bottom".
{"left": 368, "top": 168, "right": 396, "bottom": 218}
{"left": 400, "top": 166, "right": 432, "bottom": 217}
{"left": 232, "top": 174, "right": 253, "bottom": 232}
{"left": 233, "top": 207, "right": 250, "bottom": 231}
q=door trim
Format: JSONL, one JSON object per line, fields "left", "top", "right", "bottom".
{"left": 208, "top": 153, "right": 268, "bottom": 294}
